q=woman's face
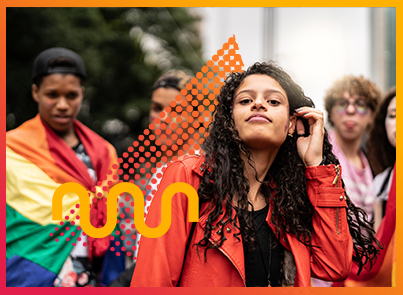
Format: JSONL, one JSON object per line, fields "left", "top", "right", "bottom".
{"left": 385, "top": 96, "right": 396, "bottom": 148}
{"left": 232, "top": 74, "right": 294, "bottom": 151}
{"left": 149, "top": 87, "right": 184, "bottom": 148}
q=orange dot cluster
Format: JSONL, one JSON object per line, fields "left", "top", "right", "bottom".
{"left": 51, "top": 35, "right": 245, "bottom": 260}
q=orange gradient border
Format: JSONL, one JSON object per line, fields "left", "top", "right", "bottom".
{"left": 1, "top": 1, "right": 400, "bottom": 294}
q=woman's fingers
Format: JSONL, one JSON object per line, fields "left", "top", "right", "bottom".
{"left": 294, "top": 107, "right": 324, "bottom": 134}
{"left": 295, "top": 118, "right": 306, "bottom": 136}
{"left": 294, "top": 107, "right": 324, "bottom": 167}
{"left": 294, "top": 107, "right": 323, "bottom": 120}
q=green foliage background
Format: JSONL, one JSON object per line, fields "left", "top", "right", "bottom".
{"left": 6, "top": 7, "right": 205, "bottom": 155}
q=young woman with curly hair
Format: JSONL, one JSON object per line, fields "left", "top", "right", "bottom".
{"left": 131, "top": 62, "right": 380, "bottom": 287}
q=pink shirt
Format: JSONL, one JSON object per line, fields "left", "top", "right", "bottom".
{"left": 328, "top": 130, "right": 374, "bottom": 221}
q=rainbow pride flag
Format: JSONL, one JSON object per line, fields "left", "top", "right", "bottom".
{"left": 6, "top": 114, "right": 123, "bottom": 286}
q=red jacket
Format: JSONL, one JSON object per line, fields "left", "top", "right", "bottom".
{"left": 131, "top": 155, "right": 353, "bottom": 287}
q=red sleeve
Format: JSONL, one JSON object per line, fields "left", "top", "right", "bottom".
{"left": 130, "top": 160, "right": 195, "bottom": 287}
{"left": 305, "top": 164, "right": 353, "bottom": 281}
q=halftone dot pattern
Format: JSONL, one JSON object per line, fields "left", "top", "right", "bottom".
{"left": 49, "top": 35, "right": 244, "bottom": 261}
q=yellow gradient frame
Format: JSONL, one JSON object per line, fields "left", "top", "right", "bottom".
{"left": 2, "top": 2, "right": 399, "bottom": 293}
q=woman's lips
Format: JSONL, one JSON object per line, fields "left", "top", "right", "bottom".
{"left": 247, "top": 114, "right": 271, "bottom": 122}
{"left": 53, "top": 116, "right": 71, "bottom": 124}
{"left": 248, "top": 116, "right": 270, "bottom": 122}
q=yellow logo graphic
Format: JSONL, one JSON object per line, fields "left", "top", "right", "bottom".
{"left": 52, "top": 182, "right": 199, "bottom": 238}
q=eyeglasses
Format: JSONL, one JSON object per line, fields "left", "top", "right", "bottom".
{"left": 333, "top": 98, "right": 369, "bottom": 115}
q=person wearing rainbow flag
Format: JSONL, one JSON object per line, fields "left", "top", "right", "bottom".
{"left": 6, "top": 47, "right": 124, "bottom": 286}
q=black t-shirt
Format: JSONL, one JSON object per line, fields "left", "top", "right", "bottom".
{"left": 57, "top": 142, "right": 101, "bottom": 286}
{"left": 243, "top": 205, "right": 283, "bottom": 287}
{"left": 72, "top": 142, "right": 97, "bottom": 182}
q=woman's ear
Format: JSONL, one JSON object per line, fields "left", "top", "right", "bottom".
{"left": 32, "top": 84, "right": 39, "bottom": 103}
{"left": 288, "top": 116, "right": 297, "bottom": 135}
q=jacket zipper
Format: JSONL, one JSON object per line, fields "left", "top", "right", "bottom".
{"left": 333, "top": 165, "right": 341, "bottom": 235}
{"left": 209, "top": 238, "right": 246, "bottom": 286}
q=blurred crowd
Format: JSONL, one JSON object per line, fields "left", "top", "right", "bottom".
{"left": 6, "top": 47, "right": 396, "bottom": 287}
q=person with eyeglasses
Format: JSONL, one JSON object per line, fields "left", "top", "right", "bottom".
{"left": 310, "top": 76, "right": 381, "bottom": 287}
{"left": 324, "top": 75, "right": 381, "bottom": 221}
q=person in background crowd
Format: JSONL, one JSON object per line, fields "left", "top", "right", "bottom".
{"left": 6, "top": 47, "right": 124, "bottom": 286}
{"left": 145, "top": 70, "right": 198, "bottom": 201}
{"left": 334, "top": 87, "right": 396, "bottom": 287}
{"left": 131, "top": 62, "right": 380, "bottom": 287}
{"left": 324, "top": 75, "right": 381, "bottom": 221}
{"left": 109, "top": 70, "right": 196, "bottom": 286}
{"left": 366, "top": 86, "right": 396, "bottom": 231}
{"left": 311, "top": 75, "right": 381, "bottom": 287}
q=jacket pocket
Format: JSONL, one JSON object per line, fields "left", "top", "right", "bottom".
{"left": 315, "top": 188, "right": 347, "bottom": 208}
{"left": 315, "top": 187, "right": 347, "bottom": 236}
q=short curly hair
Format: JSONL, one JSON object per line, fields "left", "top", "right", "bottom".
{"left": 324, "top": 76, "right": 382, "bottom": 125}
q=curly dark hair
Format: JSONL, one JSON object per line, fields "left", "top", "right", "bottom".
{"left": 196, "top": 61, "right": 380, "bottom": 275}
{"left": 366, "top": 86, "right": 396, "bottom": 176}
{"left": 324, "top": 75, "right": 381, "bottom": 126}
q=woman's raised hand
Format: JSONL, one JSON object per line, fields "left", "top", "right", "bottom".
{"left": 294, "top": 107, "right": 325, "bottom": 167}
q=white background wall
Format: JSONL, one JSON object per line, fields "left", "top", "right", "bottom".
{"left": 198, "top": 7, "right": 375, "bottom": 118}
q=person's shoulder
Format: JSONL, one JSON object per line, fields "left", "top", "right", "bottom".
{"left": 166, "top": 154, "right": 205, "bottom": 175}
{"left": 6, "top": 115, "right": 44, "bottom": 147}
{"left": 167, "top": 154, "right": 202, "bottom": 167}
{"left": 75, "top": 120, "right": 116, "bottom": 149}
{"left": 6, "top": 116, "right": 38, "bottom": 136}
{"left": 74, "top": 120, "right": 106, "bottom": 142}
{"left": 373, "top": 166, "right": 393, "bottom": 199}
{"left": 176, "top": 154, "right": 203, "bottom": 164}
{"left": 373, "top": 166, "right": 393, "bottom": 186}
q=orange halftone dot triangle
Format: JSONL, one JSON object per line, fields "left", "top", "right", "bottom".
{"left": 53, "top": 35, "right": 244, "bottom": 259}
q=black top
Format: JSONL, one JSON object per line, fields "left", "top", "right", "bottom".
{"left": 243, "top": 205, "right": 283, "bottom": 287}
{"left": 72, "top": 141, "right": 97, "bottom": 182}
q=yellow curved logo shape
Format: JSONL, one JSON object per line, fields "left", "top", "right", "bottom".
{"left": 52, "top": 182, "right": 199, "bottom": 238}
{"left": 52, "top": 182, "right": 117, "bottom": 238}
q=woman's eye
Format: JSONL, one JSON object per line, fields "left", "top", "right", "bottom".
{"left": 268, "top": 100, "right": 280, "bottom": 106}
{"left": 239, "top": 98, "right": 252, "bottom": 105}
{"left": 388, "top": 112, "right": 396, "bottom": 119}
{"left": 152, "top": 106, "right": 163, "bottom": 112}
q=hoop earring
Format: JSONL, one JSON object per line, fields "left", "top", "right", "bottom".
{"left": 287, "top": 133, "right": 293, "bottom": 137}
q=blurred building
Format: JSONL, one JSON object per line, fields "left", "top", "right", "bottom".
{"left": 197, "top": 7, "right": 396, "bottom": 117}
